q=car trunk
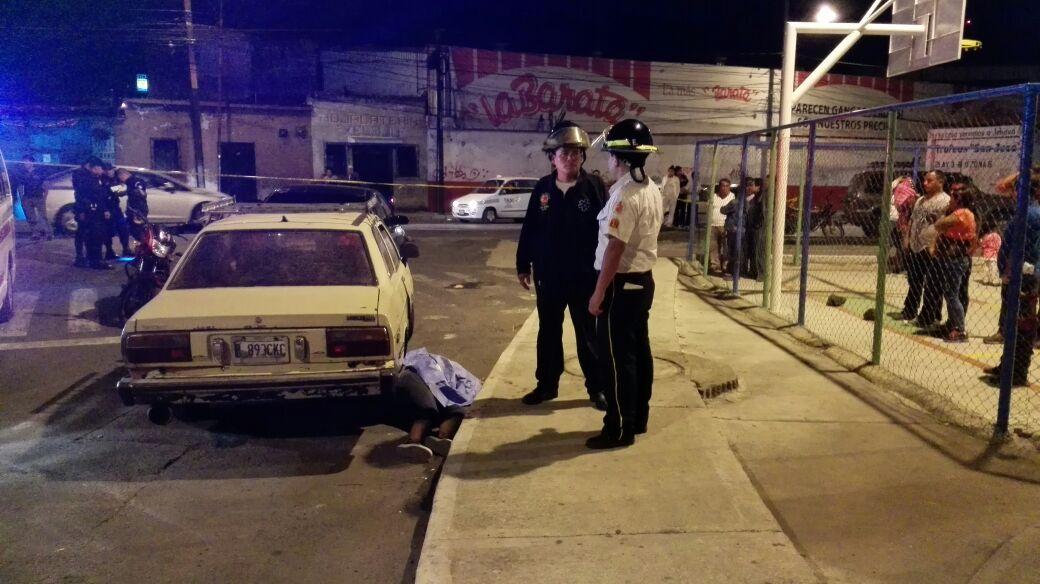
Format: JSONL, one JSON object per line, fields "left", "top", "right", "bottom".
{"left": 129, "top": 286, "right": 380, "bottom": 332}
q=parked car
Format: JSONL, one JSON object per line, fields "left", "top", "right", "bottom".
{"left": 116, "top": 210, "right": 419, "bottom": 424}
{"left": 0, "top": 148, "right": 15, "bottom": 322}
{"left": 843, "top": 169, "right": 1012, "bottom": 237}
{"left": 203, "top": 184, "right": 395, "bottom": 224}
{"left": 44, "top": 168, "right": 231, "bottom": 235}
{"left": 451, "top": 177, "right": 539, "bottom": 223}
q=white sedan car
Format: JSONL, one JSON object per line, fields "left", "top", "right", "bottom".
{"left": 450, "top": 177, "right": 539, "bottom": 223}
{"left": 117, "top": 210, "right": 418, "bottom": 423}
{"left": 44, "top": 169, "right": 231, "bottom": 234}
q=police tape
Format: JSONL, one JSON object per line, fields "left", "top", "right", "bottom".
{"left": 6, "top": 160, "right": 540, "bottom": 193}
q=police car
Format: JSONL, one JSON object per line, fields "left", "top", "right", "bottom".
{"left": 450, "top": 177, "right": 539, "bottom": 223}
{"left": 0, "top": 149, "right": 14, "bottom": 322}
{"left": 117, "top": 209, "right": 418, "bottom": 423}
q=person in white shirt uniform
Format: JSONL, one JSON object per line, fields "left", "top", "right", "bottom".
{"left": 660, "top": 166, "right": 680, "bottom": 227}
{"left": 587, "top": 118, "right": 663, "bottom": 449}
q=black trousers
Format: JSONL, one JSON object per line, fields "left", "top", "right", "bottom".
{"left": 534, "top": 277, "right": 600, "bottom": 397}
{"left": 74, "top": 229, "right": 85, "bottom": 259}
{"left": 81, "top": 218, "right": 107, "bottom": 265}
{"left": 744, "top": 229, "right": 759, "bottom": 278}
{"left": 903, "top": 250, "right": 943, "bottom": 324}
{"left": 596, "top": 271, "right": 654, "bottom": 438}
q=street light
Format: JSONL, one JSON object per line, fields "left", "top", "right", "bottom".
{"left": 814, "top": 3, "right": 839, "bottom": 23}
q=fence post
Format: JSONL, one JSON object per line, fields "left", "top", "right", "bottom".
{"left": 911, "top": 146, "right": 921, "bottom": 187}
{"left": 872, "top": 112, "right": 898, "bottom": 365}
{"left": 798, "top": 124, "right": 817, "bottom": 326}
{"left": 687, "top": 144, "right": 702, "bottom": 261}
{"left": 996, "top": 86, "right": 1038, "bottom": 436}
{"left": 702, "top": 144, "right": 720, "bottom": 271}
{"left": 732, "top": 136, "right": 751, "bottom": 294}
{"left": 794, "top": 178, "right": 805, "bottom": 267}
{"left": 762, "top": 134, "right": 778, "bottom": 308}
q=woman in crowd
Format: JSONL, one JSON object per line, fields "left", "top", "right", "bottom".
{"left": 932, "top": 185, "right": 977, "bottom": 343}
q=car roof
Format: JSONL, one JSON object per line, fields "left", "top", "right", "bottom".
{"left": 43, "top": 167, "right": 183, "bottom": 185}
{"left": 201, "top": 212, "right": 373, "bottom": 232}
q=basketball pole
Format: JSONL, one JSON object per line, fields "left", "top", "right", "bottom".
{"left": 770, "top": 2, "right": 926, "bottom": 310}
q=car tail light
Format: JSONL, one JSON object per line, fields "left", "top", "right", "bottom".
{"left": 325, "top": 327, "right": 391, "bottom": 358}
{"left": 124, "top": 332, "right": 193, "bottom": 364}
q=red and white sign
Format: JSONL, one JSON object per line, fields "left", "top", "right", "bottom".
{"left": 450, "top": 48, "right": 952, "bottom": 137}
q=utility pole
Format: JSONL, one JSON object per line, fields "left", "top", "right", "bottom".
{"left": 183, "top": 0, "right": 206, "bottom": 188}
{"left": 430, "top": 41, "right": 447, "bottom": 211}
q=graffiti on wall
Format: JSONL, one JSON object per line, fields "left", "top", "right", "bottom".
{"left": 445, "top": 164, "right": 493, "bottom": 181}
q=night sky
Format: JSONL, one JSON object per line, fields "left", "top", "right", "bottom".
{"left": 0, "top": 0, "right": 1028, "bottom": 106}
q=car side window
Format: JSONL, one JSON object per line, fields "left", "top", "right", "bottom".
{"left": 519, "top": 180, "right": 538, "bottom": 191}
{"left": 371, "top": 224, "right": 399, "bottom": 276}
{"left": 376, "top": 224, "right": 401, "bottom": 272}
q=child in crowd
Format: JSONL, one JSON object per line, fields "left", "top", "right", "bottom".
{"left": 979, "top": 222, "right": 1002, "bottom": 286}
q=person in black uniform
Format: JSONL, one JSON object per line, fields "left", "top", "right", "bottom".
{"left": 71, "top": 157, "right": 107, "bottom": 268}
{"left": 100, "top": 163, "right": 130, "bottom": 259}
{"left": 115, "top": 168, "right": 149, "bottom": 232}
{"left": 743, "top": 178, "right": 764, "bottom": 279}
{"left": 587, "top": 119, "right": 663, "bottom": 449}
{"left": 516, "top": 121, "right": 608, "bottom": 410}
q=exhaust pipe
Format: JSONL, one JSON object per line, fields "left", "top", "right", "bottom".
{"left": 148, "top": 403, "right": 173, "bottom": 425}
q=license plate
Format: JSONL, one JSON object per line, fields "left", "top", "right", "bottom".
{"left": 232, "top": 336, "right": 290, "bottom": 364}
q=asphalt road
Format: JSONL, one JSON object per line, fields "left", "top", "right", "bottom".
{"left": 0, "top": 225, "right": 533, "bottom": 583}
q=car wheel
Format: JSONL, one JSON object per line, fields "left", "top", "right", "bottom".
{"left": 0, "top": 262, "right": 14, "bottom": 323}
{"left": 55, "top": 204, "right": 78, "bottom": 236}
{"left": 482, "top": 208, "right": 498, "bottom": 223}
{"left": 183, "top": 204, "right": 206, "bottom": 233}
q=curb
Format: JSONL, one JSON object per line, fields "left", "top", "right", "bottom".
{"left": 414, "top": 308, "right": 540, "bottom": 584}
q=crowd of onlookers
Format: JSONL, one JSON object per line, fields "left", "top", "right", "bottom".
{"left": 702, "top": 166, "right": 1040, "bottom": 385}
{"left": 707, "top": 176, "right": 766, "bottom": 279}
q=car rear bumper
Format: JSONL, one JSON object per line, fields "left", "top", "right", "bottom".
{"left": 116, "top": 370, "right": 396, "bottom": 405}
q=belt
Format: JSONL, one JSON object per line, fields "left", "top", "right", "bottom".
{"left": 613, "top": 270, "right": 652, "bottom": 283}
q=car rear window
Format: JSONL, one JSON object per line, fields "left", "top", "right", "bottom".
{"left": 168, "top": 229, "right": 376, "bottom": 289}
{"left": 472, "top": 180, "right": 504, "bottom": 194}
{"left": 265, "top": 187, "right": 374, "bottom": 205}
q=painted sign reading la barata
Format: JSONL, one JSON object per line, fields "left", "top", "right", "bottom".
{"left": 450, "top": 48, "right": 771, "bottom": 135}
{"left": 449, "top": 48, "right": 952, "bottom": 137}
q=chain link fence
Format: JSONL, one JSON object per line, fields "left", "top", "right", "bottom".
{"left": 689, "top": 84, "right": 1040, "bottom": 449}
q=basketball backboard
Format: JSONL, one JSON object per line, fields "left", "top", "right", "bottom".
{"left": 887, "top": 0, "right": 967, "bottom": 77}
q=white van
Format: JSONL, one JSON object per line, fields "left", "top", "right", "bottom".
{"left": 450, "top": 177, "right": 539, "bottom": 223}
{"left": 0, "top": 148, "right": 15, "bottom": 322}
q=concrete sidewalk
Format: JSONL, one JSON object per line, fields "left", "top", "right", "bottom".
{"left": 416, "top": 260, "right": 818, "bottom": 583}
{"left": 417, "top": 258, "right": 1040, "bottom": 584}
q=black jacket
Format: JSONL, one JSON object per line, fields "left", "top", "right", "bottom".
{"left": 123, "top": 175, "right": 149, "bottom": 218}
{"left": 13, "top": 166, "right": 45, "bottom": 199}
{"left": 71, "top": 167, "right": 106, "bottom": 215}
{"left": 516, "top": 170, "right": 606, "bottom": 288}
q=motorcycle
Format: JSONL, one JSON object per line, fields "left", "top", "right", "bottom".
{"left": 119, "top": 213, "right": 177, "bottom": 321}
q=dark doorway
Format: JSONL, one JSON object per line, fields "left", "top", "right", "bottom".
{"left": 351, "top": 144, "right": 395, "bottom": 199}
{"left": 219, "top": 142, "right": 257, "bottom": 201}
{"left": 324, "top": 143, "right": 348, "bottom": 178}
